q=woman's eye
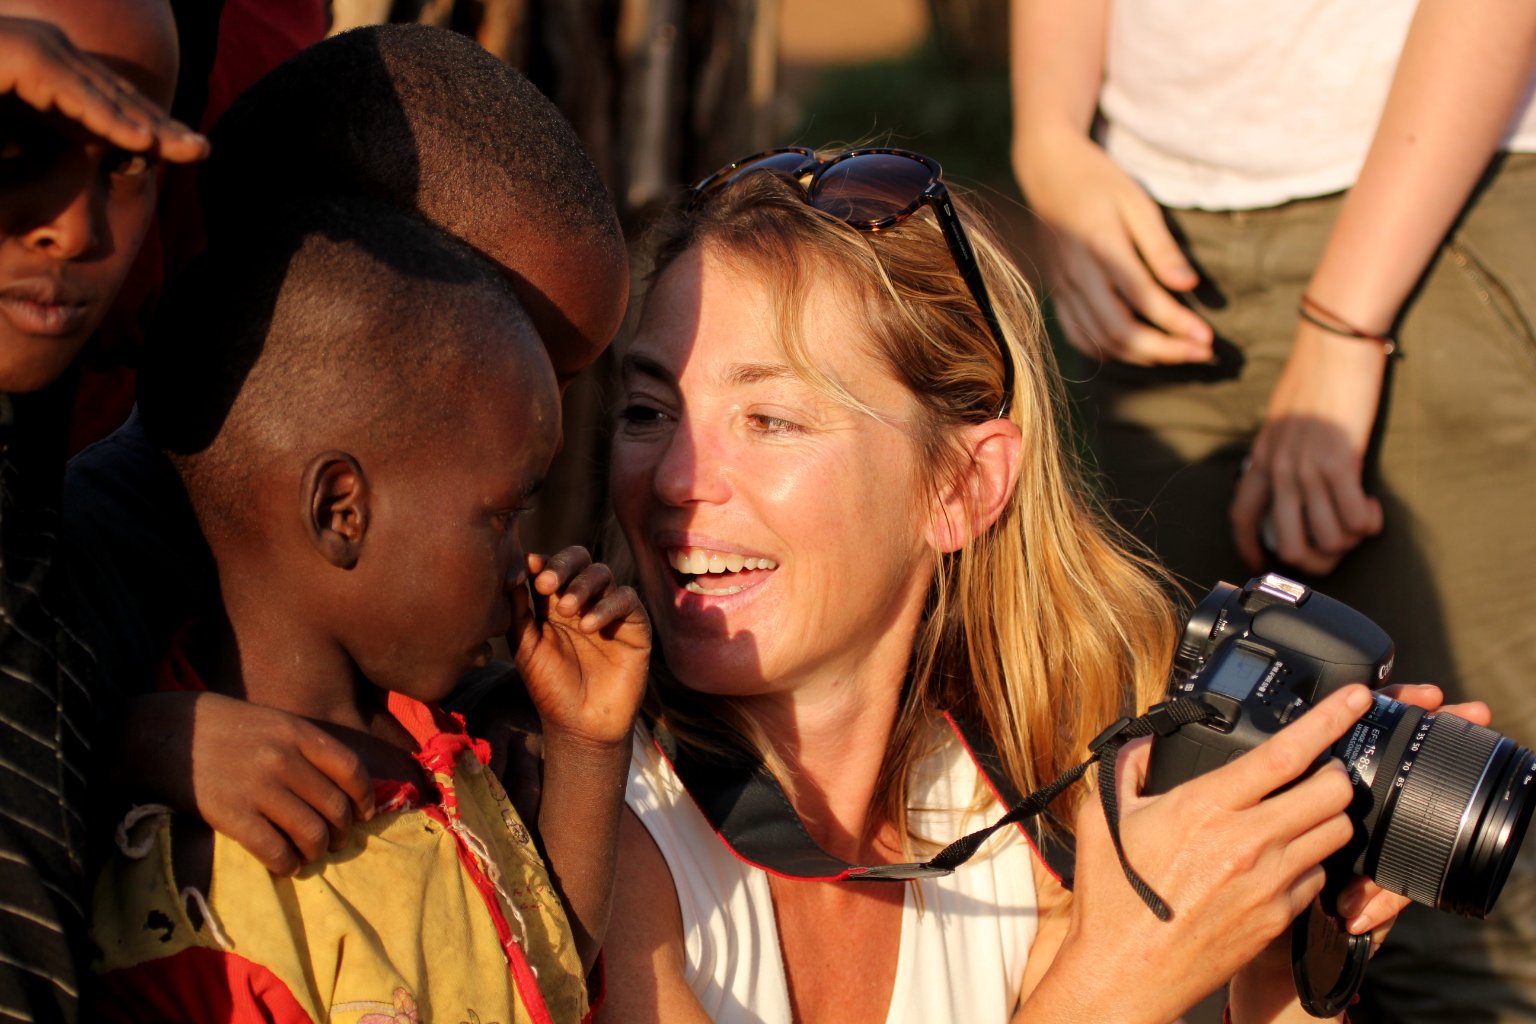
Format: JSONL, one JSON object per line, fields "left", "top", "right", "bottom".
{"left": 747, "top": 413, "right": 800, "bottom": 434}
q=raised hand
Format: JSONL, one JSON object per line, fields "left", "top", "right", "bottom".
{"left": 511, "top": 546, "right": 651, "bottom": 749}
{"left": 0, "top": 14, "right": 208, "bottom": 162}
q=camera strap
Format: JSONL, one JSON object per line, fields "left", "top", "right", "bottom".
{"left": 645, "top": 696, "right": 1220, "bottom": 911}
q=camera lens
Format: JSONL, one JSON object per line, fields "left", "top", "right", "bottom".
{"left": 1339, "top": 697, "right": 1536, "bottom": 917}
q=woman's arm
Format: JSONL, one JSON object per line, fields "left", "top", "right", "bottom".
{"left": 1009, "top": 0, "right": 1213, "bottom": 364}
{"left": 1230, "top": 0, "right": 1536, "bottom": 573}
{"left": 594, "top": 809, "right": 713, "bottom": 1024}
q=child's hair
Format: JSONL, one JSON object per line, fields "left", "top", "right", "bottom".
{"left": 201, "top": 23, "right": 618, "bottom": 262}
{"left": 137, "top": 199, "right": 534, "bottom": 537}
{"left": 642, "top": 164, "right": 1180, "bottom": 846}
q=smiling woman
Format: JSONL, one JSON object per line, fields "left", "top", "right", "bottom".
{"left": 597, "top": 148, "right": 1446, "bottom": 1024}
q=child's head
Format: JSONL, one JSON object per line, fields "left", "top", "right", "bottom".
{"left": 140, "top": 201, "right": 560, "bottom": 704}
{"left": 202, "top": 23, "right": 627, "bottom": 387}
{"left": 0, "top": 0, "right": 178, "bottom": 392}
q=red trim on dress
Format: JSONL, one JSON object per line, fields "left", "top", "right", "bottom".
{"left": 940, "top": 710, "right": 1063, "bottom": 885}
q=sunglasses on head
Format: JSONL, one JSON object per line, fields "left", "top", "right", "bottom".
{"left": 688, "top": 147, "right": 1016, "bottom": 420}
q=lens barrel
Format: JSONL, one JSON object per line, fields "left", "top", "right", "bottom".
{"left": 1345, "top": 702, "right": 1536, "bottom": 917}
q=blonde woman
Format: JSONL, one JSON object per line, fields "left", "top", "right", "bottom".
{"left": 599, "top": 150, "right": 1464, "bottom": 1023}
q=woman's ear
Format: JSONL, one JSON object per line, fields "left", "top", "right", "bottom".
{"left": 925, "top": 419, "right": 1023, "bottom": 553}
{"left": 303, "top": 451, "right": 369, "bottom": 569}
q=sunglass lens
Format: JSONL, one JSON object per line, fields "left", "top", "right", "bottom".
{"left": 811, "top": 154, "right": 934, "bottom": 226}
{"left": 717, "top": 150, "right": 815, "bottom": 190}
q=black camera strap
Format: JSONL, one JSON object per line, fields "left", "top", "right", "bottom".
{"left": 645, "top": 697, "right": 1220, "bottom": 913}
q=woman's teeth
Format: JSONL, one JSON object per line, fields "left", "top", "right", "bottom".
{"left": 667, "top": 548, "right": 778, "bottom": 575}
{"left": 667, "top": 547, "right": 778, "bottom": 595}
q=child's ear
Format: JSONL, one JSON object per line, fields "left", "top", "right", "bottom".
{"left": 303, "top": 451, "right": 369, "bottom": 569}
{"left": 924, "top": 419, "right": 1024, "bottom": 553}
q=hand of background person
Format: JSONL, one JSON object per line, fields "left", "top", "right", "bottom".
{"left": 512, "top": 546, "right": 651, "bottom": 750}
{"left": 1038, "top": 685, "right": 1371, "bottom": 1022}
{"left": 117, "top": 692, "right": 375, "bottom": 876}
{"left": 0, "top": 14, "right": 208, "bottom": 162}
{"left": 1230, "top": 324, "right": 1390, "bottom": 575}
{"left": 1014, "top": 131, "right": 1213, "bottom": 365}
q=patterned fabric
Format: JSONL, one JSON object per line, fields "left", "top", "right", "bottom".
{"left": 92, "top": 678, "right": 589, "bottom": 1024}
{"left": 0, "top": 388, "right": 99, "bottom": 1024}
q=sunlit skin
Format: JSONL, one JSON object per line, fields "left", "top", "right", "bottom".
{"left": 611, "top": 245, "right": 940, "bottom": 736}
{"left": 213, "top": 348, "right": 564, "bottom": 731}
{"left": 0, "top": 0, "right": 180, "bottom": 391}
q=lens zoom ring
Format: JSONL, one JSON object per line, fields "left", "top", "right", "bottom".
{"left": 1373, "top": 715, "right": 1498, "bottom": 906}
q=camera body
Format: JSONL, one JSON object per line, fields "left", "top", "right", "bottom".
{"left": 1147, "top": 574, "right": 1535, "bottom": 917}
{"left": 1146, "top": 574, "right": 1393, "bottom": 795}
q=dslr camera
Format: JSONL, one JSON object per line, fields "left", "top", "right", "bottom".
{"left": 1146, "top": 574, "right": 1535, "bottom": 917}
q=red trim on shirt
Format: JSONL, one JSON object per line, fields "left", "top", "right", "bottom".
{"left": 97, "top": 946, "right": 312, "bottom": 1023}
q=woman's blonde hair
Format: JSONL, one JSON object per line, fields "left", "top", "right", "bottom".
{"left": 640, "top": 158, "right": 1180, "bottom": 847}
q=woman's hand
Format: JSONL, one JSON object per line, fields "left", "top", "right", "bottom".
{"left": 117, "top": 692, "right": 374, "bottom": 875}
{"left": 1024, "top": 686, "right": 1372, "bottom": 1023}
{"left": 1015, "top": 130, "right": 1213, "bottom": 365}
{"left": 511, "top": 546, "right": 651, "bottom": 749}
{"left": 1230, "top": 323, "right": 1390, "bottom": 574}
{"left": 0, "top": 14, "right": 208, "bottom": 162}
{"left": 1226, "top": 683, "right": 1493, "bottom": 1021}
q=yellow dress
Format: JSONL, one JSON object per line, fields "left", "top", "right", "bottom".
{"left": 92, "top": 688, "right": 588, "bottom": 1024}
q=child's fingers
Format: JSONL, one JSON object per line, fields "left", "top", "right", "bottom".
{"left": 553, "top": 563, "right": 617, "bottom": 616}
{"left": 260, "top": 788, "right": 336, "bottom": 866}
{"left": 295, "top": 723, "right": 374, "bottom": 820}
{"left": 531, "top": 545, "right": 594, "bottom": 593}
{"left": 282, "top": 759, "right": 361, "bottom": 851}
{"left": 227, "top": 814, "right": 302, "bottom": 877}
{"left": 579, "top": 585, "right": 650, "bottom": 636}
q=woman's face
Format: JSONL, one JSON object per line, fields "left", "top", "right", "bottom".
{"left": 611, "top": 245, "right": 938, "bottom": 700}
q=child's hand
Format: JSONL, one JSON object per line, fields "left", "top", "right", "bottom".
{"left": 119, "top": 692, "right": 374, "bottom": 875}
{"left": 0, "top": 15, "right": 209, "bottom": 162}
{"left": 511, "top": 547, "right": 651, "bottom": 749}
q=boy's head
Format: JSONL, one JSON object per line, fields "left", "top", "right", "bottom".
{"left": 140, "top": 201, "right": 560, "bottom": 703}
{"left": 0, "top": 0, "right": 178, "bottom": 392}
{"left": 203, "top": 23, "right": 627, "bottom": 387}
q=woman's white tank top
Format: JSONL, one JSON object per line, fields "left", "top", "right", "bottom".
{"left": 625, "top": 728, "right": 1041, "bottom": 1023}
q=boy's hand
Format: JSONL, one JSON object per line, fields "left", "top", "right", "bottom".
{"left": 120, "top": 692, "right": 374, "bottom": 875}
{"left": 0, "top": 15, "right": 208, "bottom": 162}
{"left": 512, "top": 547, "right": 651, "bottom": 749}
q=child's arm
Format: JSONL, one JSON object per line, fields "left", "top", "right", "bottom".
{"left": 512, "top": 547, "right": 651, "bottom": 974}
{"left": 0, "top": 14, "right": 208, "bottom": 162}
{"left": 114, "top": 692, "right": 375, "bottom": 875}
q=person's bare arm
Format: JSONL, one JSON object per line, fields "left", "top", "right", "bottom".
{"left": 1009, "top": 0, "right": 1212, "bottom": 364}
{"left": 513, "top": 547, "right": 650, "bottom": 973}
{"left": 1231, "top": 0, "right": 1536, "bottom": 573}
{"left": 594, "top": 809, "right": 713, "bottom": 1024}
{"left": 0, "top": 14, "right": 207, "bottom": 161}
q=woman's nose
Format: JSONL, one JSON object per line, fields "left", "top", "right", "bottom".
{"left": 651, "top": 419, "right": 731, "bottom": 507}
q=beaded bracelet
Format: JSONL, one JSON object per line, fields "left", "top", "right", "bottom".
{"left": 1297, "top": 294, "right": 1399, "bottom": 357}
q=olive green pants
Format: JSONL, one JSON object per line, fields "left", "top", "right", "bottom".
{"left": 1074, "top": 152, "right": 1536, "bottom": 1023}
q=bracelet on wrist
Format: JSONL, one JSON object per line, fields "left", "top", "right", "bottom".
{"left": 1297, "top": 294, "right": 1399, "bottom": 357}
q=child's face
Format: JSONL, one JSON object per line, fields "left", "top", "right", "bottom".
{"left": 0, "top": 0, "right": 177, "bottom": 391}
{"left": 344, "top": 349, "right": 563, "bottom": 705}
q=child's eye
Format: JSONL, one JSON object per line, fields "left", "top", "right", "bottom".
{"left": 103, "top": 148, "right": 156, "bottom": 179}
{"left": 618, "top": 402, "right": 670, "bottom": 429}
